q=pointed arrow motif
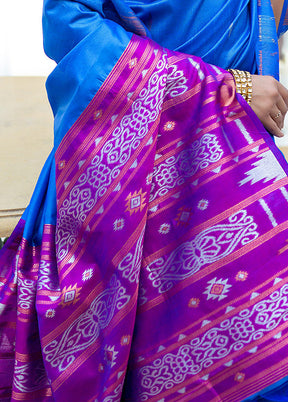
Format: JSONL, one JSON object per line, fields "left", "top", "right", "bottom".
{"left": 228, "top": 112, "right": 237, "bottom": 117}
{"left": 178, "top": 334, "right": 187, "bottom": 341}
{"left": 127, "top": 92, "right": 134, "bottom": 99}
{"left": 49, "top": 296, "right": 59, "bottom": 302}
{"left": 157, "top": 345, "right": 166, "bottom": 352}
{"left": 142, "top": 69, "right": 148, "bottom": 78}
{"left": 274, "top": 332, "right": 282, "bottom": 339}
{"left": 69, "top": 255, "right": 75, "bottom": 264}
{"left": 172, "top": 193, "right": 181, "bottom": 199}
{"left": 146, "top": 136, "right": 153, "bottom": 146}
{"left": 177, "top": 141, "right": 184, "bottom": 147}
{"left": 224, "top": 360, "right": 233, "bottom": 367}
{"left": 212, "top": 166, "right": 222, "bottom": 174}
{"left": 149, "top": 206, "right": 158, "bottom": 213}
{"left": 78, "top": 160, "right": 85, "bottom": 169}
{"left": 131, "top": 160, "right": 138, "bottom": 169}
{"left": 178, "top": 388, "right": 186, "bottom": 394}
{"left": 114, "top": 183, "right": 121, "bottom": 192}
{"left": 86, "top": 225, "right": 91, "bottom": 232}
{"left": 249, "top": 347, "right": 258, "bottom": 354}
{"left": 233, "top": 156, "right": 240, "bottom": 163}
{"left": 251, "top": 146, "right": 260, "bottom": 153}
{"left": 95, "top": 137, "right": 103, "bottom": 147}
{"left": 192, "top": 180, "right": 199, "bottom": 186}
{"left": 154, "top": 49, "right": 158, "bottom": 56}
{"left": 155, "top": 154, "right": 162, "bottom": 160}
{"left": 225, "top": 306, "right": 235, "bottom": 314}
{"left": 64, "top": 182, "right": 70, "bottom": 189}
{"left": 250, "top": 292, "right": 260, "bottom": 300}
{"left": 96, "top": 206, "right": 104, "bottom": 214}
{"left": 201, "top": 374, "right": 209, "bottom": 381}
{"left": 0, "top": 334, "right": 11, "bottom": 351}
{"left": 201, "top": 320, "right": 211, "bottom": 328}
{"left": 137, "top": 356, "right": 144, "bottom": 362}
{"left": 118, "top": 371, "right": 124, "bottom": 380}
{"left": 111, "top": 115, "right": 118, "bottom": 123}
{"left": 274, "top": 277, "right": 282, "bottom": 286}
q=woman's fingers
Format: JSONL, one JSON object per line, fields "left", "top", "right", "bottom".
{"left": 250, "top": 75, "right": 288, "bottom": 136}
{"left": 276, "top": 82, "right": 288, "bottom": 128}
{"left": 276, "top": 96, "right": 287, "bottom": 124}
{"left": 272, "top": 104, "right": 284, "bottom": 129}
{"left": 263, "top": 115, "right": 284, "bottom": 137}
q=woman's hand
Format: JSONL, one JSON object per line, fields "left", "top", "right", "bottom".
{"left": 250, "top": 74, "right": 288, "bottom": 137}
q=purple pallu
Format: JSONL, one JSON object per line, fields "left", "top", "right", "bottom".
{"left": 2, "top": 36, "right": 288, "bottom": 401}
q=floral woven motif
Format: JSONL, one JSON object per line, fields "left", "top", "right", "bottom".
{"left": 1, "top": 36, "right": 288, "bottom": 401}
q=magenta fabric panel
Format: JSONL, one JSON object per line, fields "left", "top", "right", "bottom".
{"left": 1, "top": 36, "right": 288, "bottom": 401}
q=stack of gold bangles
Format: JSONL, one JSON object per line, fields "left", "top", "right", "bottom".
{"left": 228, "top": 69, "right": 252, "bottom": 105}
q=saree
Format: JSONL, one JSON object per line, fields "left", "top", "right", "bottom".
{"left": 1, "top": 0, "right": 288, "bottom": 400}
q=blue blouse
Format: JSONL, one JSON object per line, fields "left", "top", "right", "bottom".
{"left": 43, "top": 0, "right": 288, "bottom": 151}
{"left": 125, "top": 0, "right": 259, "bottom": 72}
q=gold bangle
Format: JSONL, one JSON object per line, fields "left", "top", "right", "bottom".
{"left": 228, "top": 69, "right": 252, "bottom": 105}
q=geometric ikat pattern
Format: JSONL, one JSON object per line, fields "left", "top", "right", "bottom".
{"left": 146, "top": 210, "right": 259, "bottom": 294}
{"left": 139, "top": 283, "right": 288, "bottom": 400}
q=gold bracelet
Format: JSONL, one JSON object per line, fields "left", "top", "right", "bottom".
{"left": 228, "top": 69, "right": 252, "bottom": 105}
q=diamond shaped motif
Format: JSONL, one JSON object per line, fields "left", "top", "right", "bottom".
{"left": 60, "top": 284, "right": 81, "bottom": 307}
{"left": 175, "top": 207, "right": 193, "bottom": 227}
{"left": 131, "top": 196, "right": 141, "bottom": 209}
{"left": 204, "top": 277, "right": 232, "bottom": 301}
{"left": 125, "top": 189, "right": 147, "bottom": 215}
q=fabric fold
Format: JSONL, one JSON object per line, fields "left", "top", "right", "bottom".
{"left": 2, "top": 34, "right": 288, "bottom": 400}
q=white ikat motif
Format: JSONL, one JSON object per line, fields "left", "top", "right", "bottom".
{"left": 139, "top": 284, "right": 288, "bottom": 400}
{"left": 18, "top": 276, "right": 36, "bottom": 310}
{"left": 164, "top": 64, "right": 189, "bottom": 99}
{"left": 118, "top": 230, "right": 145, "bottom": 283}
{"left": 13, "top": 361, "right": 50, "bottom": 393}
{"left": 43, "top": 275, "right": 130, "bottom": 372}
{"left": 0, "top": 331, "right": 13, "bottom": 352}
{"left": 239, "top": 150, "right": 286, "bottom": 186}
{"left": 56, "top": 54, "right": 168, "bottom": 262}
{"left": 99, "top": 381, "right": 124, "bottom": 402}
{"left": 139, "top": 286, "right": 148, "bottom": 306}
{"left": 150, "top": 133, "right": 223, "bottom": 202}
{"left": 38, "top": 260, "right": 60, "bottom": 291}
{"left": 146, "top": 210, "right": 258, "bottom": 294}
{"left": 204, "top": 277, "right": 232, "bottom": 301}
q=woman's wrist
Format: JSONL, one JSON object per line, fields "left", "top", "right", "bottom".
{"left": 228, "top": 69, "right": 252, "bottom": 104}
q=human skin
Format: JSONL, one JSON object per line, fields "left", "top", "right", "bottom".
{"left": 271, "top": 0, "right": 284, "bottom": 29}
{"left": 248, "top": 0, "right": 288, "bottom": 137}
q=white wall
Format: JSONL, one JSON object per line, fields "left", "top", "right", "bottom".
{"left": 0, "top": 0, "right": 55, "bottom": 76}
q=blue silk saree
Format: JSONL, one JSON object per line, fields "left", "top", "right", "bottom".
{"left": 1, "top": 0, "right": 288, "bottom": 400}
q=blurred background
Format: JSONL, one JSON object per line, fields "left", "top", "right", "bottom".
{"left": 0, "top": 1, "right": 55, "bottom": 76}
{"left": 0, "top": 1, "right": 288, "bottom": 238}
{"left": 0, "top": 1, "right": 55, "bottom": 237}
